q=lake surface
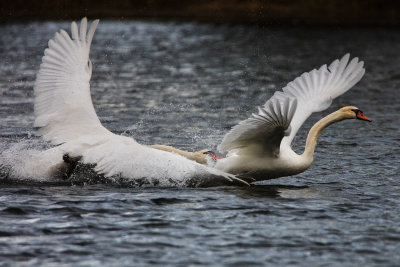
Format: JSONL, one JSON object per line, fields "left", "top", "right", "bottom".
{"left": 0, "top": 20, "right": 400, "bottom": 266}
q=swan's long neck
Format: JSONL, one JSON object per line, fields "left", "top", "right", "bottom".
{"left": 302, "top": 110, "right": 345, "bottom": 160}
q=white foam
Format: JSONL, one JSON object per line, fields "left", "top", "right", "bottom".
{"left": 0, "top": 139, "right": 64, "bottom": 182}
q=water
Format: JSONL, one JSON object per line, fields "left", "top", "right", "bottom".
{"left": 1, "top": 20, "right": 400, "bottom": 266}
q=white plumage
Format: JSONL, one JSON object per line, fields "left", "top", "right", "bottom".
{"left": 33, "top": 17, "right": 369, "bottom": 185}
{"left": 34, "top": 19, "right": 107, "bottom": 144}
{"left": 34, "top": 18, "right": 248, "bottom": 187}
{"left": 279, "top": 54, "right": 365, "bottom": 146}
{"left": 219, "top": 97, "right": 297, "bottom": 156}
{"left": 215, "top": 54, "right": 368, "bottom": 180}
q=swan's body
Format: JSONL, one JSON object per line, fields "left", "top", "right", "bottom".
{"left": 34, "top": 18, "right": 249, "bottom": 187}
{"left": 215, "top": 55, "right": 371, "bottom": 181}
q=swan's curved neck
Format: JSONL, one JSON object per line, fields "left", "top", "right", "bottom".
{"left": 302, "top": 110, "right": 345, "bottom": 160}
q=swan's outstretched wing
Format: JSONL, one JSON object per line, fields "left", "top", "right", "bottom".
{"left": 34, "top": 18, "right": 110, "bottom": 145}
{"left": 218, "top": 97, "right": 297, "bottom": 156}
{"left": 273, "top": 54, "right": 365, "bottom": 146}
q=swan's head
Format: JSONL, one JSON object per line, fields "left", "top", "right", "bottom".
{"left": 340, "top": 106, "right": 372, "bottom": 122}
{"left": 199, "top": 149, "right": 223, "bottom": 161}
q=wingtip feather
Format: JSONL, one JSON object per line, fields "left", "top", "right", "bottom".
{"left": 71, "top": 21, "right": 79, "bottom": 40}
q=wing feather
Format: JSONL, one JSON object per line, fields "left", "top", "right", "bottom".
{"left": 79, "top": 18, "right": 87, "bottom": 43}
{"left": 71, "top": 21, "right": 79, "bottom": 41}
{"left": 86, "top": 20, "right": 99, "bottom": 47}
{"left": 34, "top": 18, "right": 109, "bottom": 145}
{"left": 277, "top": 54, "right": 365, "bottom": 146}
{"left": 218, "top": 97, "right": 297, "bottom": 156}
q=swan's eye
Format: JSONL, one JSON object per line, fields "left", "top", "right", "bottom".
{"left": 351, "top": 109, "right": 364, "bottom": 117}
{"left": 352, "top": 108, "right": 372, "bottom": 122}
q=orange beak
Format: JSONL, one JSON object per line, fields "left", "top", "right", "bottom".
{"left": 356, "top": 112, "right": 372, "bottom": 122}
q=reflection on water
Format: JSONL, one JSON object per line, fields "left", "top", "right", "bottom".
{"left": 0, "top": 20, "right": 400, "bottom": 265}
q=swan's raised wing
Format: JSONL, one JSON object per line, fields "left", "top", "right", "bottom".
{"left": 34, "top": 18, "right": 110, "bottom": 145}
{"left": 218, "top": 97, "right": 297, "bottom": 156}
{"left": 273, "top": 54, "right": 365, "bottom": 146}
{"left": 218, "top": 55, "right": 364, "bottom": 155}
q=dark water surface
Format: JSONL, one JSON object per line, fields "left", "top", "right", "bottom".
{"left": 1, "top": 20, "right": 400, "bottom": 266}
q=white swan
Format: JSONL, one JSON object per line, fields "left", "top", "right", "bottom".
{"left": 34, "top": 18, "right": 249, "bottom": 187}
{"left": 214, "top": 54, "right": 371, "bottom": 180}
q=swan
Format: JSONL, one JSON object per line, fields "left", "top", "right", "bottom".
{"left": 33, "top": 18, "right": 250, "bottom": 187}
{"left": 214, "top": 54, "right": 371, "bottom": 181}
